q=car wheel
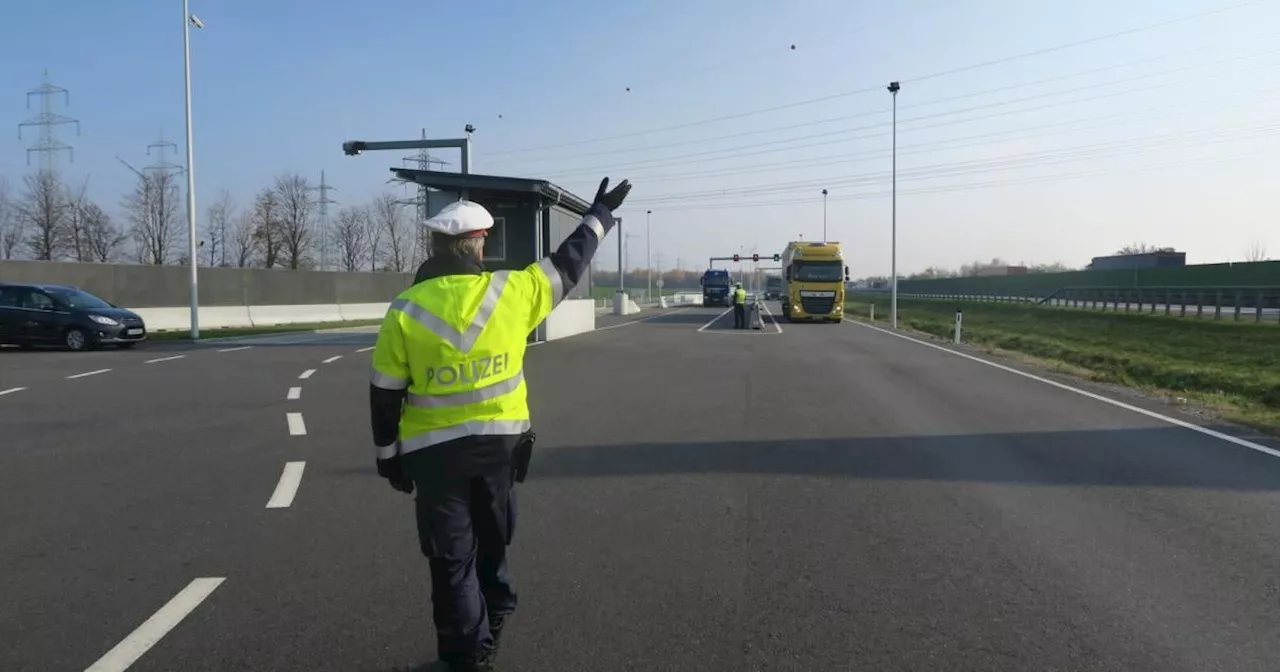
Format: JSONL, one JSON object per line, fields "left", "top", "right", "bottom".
{"left": 65, "top": 327, "right": 93, "bottom": 352}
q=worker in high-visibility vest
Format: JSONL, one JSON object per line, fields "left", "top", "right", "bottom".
{"left": 732, "top": 282, "right": 748, "bottom": 329}
{"left": 369, "top": 177, "right": 631, "bottom": 671}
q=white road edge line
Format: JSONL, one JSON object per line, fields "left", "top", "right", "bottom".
{"left": 322, "top": 355, "right": 342, "bottom": 364}
{"left": 265, "top": 461, "right": 306, "bottom": 509}
{"left": 596, "top": 307, "right": 694, "bottom": 332}
{"left": 286, "top": 386, "right": 301, "bottom": 400}
{"left": 355, "top": 346, "right": 375, "bottom": 353}
{"left": 298, "top": 369, "right": 316, "bottom": 380}
{"left": 66, "top": 369, "right": 111, "bottom": 380}
{"left": 144, "top": 355, "right": 186, "bottom": 364}
{"left": 286, "top": 412, "right": 307, "bottom": 436}
{"left": 845, "top": 318, "right": 1280, "bottom": 460}
{"left": 695, "top": 307, "right": 734, "bottom": 332}
{"left": 82, "top": 576, "right": 226, "bottom": 672}
{"left": 217, "top": 346, "right": 253, "bottom": 353}
{"left": 0, "top": 387, "right": 27, "bottom": 396}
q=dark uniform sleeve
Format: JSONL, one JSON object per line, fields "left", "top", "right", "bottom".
{"left": 368, "top": 301, "right": 411, "bottom": 459}
{"left": 511, "top": 202, "right": 616, "bottom": 331}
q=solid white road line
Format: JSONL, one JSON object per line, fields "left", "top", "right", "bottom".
{"left": 265, "top": 461, "right": 306, "bottom": 509}
{"left": 217, "top": 346, "right": 253, "bottom": 353}
{"left": 596, "top": 307, "right": 694, "bottom": 332}
{"left": 298, "top": 369, "right": 316, "bottom": 380}
{"left": 355, "top": 346, "right": 375, "bottom": 353}
{"left": 0, "top": 387, "right": 27, "bottom": 396}
{"left": 144, "top": 355, "right": 186, "bottom": 364}
{"left": 286, "top": 386, "right": 301, "bottom": 400}
{"left": 846, "top": 318, "right": 1280, "bottom": 460}
{"left": 696, "top": 307, "right": 734, "bottom": 332}
{"left": 286, "top": 412, "right": 307, "bottom": 436}
{"left": 66, "top": 369, "right": 111, "bottom": 380}
{"left": 322, "top": 355, "right": 342, "bottom": 364}
{"left": 83, "top": 577, "right": 225, "bottom": 672}
{"left": 759, "top": 302, "right": 784, "bottom": 333}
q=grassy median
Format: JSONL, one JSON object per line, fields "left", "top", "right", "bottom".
{"left": 148, "top": 319, "right": 383, "bottom": 341}
{"left": 846, "top": 294, "right": 1280, "bottom": 434}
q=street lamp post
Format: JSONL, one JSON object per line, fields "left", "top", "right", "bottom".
{"left": 183, "top": 2, "right": 203, "bottom": 339}
{"left": 646, "top": 209, "right": 652, "bottom": 302}
{"left": 888, "top": 81, "right": 900, "bottom": 329}
{"left": 821, "top": 189, "right": 828, "bottom": 242}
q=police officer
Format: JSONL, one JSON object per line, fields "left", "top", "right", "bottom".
{"left": 369, "top": 177, "right": 632, "bottom": 671}
{"left": 732, "top": 281, "right": 748, "bottom": 329}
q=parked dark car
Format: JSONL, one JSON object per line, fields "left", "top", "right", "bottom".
{"left": 0, "top": 283, "right": 148, "bottom": 351}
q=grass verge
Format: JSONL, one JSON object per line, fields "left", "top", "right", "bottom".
{"left": 149, "top": 319, "right": 383, "bottom": 341}
{"left": 846, "top": 294, "right": 1280, "bottom": 435}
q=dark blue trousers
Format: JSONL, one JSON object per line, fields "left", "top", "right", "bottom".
{"left": 407, "top": 461, "right": 518, "bottom": 664}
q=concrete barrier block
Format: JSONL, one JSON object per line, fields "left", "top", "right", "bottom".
{"left": 337, "top": 303, "right": 390, "bottom": 321}
{"left": 133, "top": 308, "right": 192, "bottom": 332}
{"left": 544, "top": 299, "right": 595, "bottom": 341}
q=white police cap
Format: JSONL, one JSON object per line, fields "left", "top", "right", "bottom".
{"left": 423, "top": 200, "right": 494, "bottom": 238}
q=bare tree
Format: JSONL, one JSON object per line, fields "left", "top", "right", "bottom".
{"left": 273, "top": 173, "right": 314, "bottom": 269}
{"left": 230, "top": 210, "right": 258, "bottom": 268}
{"left": 204, "top": 188, "right": 235, "bottom": 267}
{"left": 364, "top": 202, "right": 384, "bottom": 272}
{"left": 123, "top": 169, "right": 182, "bottom": 265}
{"left": 0, "top": 177, "right": 22, "bottom": 260}
{"left": 1115, "top": 242, "right": 1173, "bottom": 255}
{"left": 1245, "top": 239, "right": 1268, "bottom": 262}
{"left": 251, "top": 187, "right": 283, "bottom": 269}
{"left": 63, "top": 177, "right": 93, "bottom": 262}
{"left": 370, "top": 192, "right": 408, "bottom": 272}
{"left": 17, "top": 170, "right": 69, "bottom": 260}
{"left": 332, "top": 205, "right": 370, "bottom": 272}
{"left": 82, "top": 203, "right": 126, "bottom": 262}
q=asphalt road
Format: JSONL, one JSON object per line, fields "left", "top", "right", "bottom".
{"left": 4, "top": 306, "right": 1280, "bottom": 671}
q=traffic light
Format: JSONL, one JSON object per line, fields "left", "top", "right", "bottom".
{"left": 773, "top": 253, "right": 781, "bottom": 262}
{"left": 752, "top": 253, "right": 759, "bottom": 262}
{"left": 732, "top": 254, "right": 740, "bottom": 262}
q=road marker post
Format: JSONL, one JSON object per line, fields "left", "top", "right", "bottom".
{"left": 870, "top": 303, "right": 875, "bottom": 321}
{"left": 954, "top": 309, "right": 963, "bottom": 344}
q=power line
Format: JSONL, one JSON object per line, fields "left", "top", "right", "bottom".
{"left": 481, "top": 0, "right": 1273, "bottom": 157}
{"left": 17, "top": 70, "right": 80, "bottom": 172}
{"left": 536, "top": 52, "right": 1280, "bottom": 180}
{"left": 486, "top": 34, "right": 1279, "bottom": 169}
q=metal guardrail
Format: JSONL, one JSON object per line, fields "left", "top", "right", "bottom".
{"left": 895, "top": 286, "right": 1280, "bottom": 323}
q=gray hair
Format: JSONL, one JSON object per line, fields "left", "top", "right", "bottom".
{"left": 430, "top": 233, "right": 485, "bottom": 260}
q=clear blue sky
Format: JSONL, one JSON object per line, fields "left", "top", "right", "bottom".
{"left": 2, "top": 0, "right": 1277, "bottom": 275}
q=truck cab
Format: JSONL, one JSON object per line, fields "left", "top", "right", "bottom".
{"left": 764, "top": 275, "right": 783, "bottom": 300}
{"left": 700, "top": 269, "right": 733, "bottom": 307}
{"left": 779, "top": 241, "right": 849, "bottom": 322}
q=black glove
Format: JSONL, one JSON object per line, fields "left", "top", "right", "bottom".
{"left": 376, "top": 456, "right": 414, "bottom": 494}
{"left": 593, "top": 177, "right": 631, "bottom": 213}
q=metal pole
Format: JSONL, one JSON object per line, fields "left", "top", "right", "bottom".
{"left": 889, "top": 82, "right": 900, "bottom": 329}
{"left": 822, "top": 189, "right": 828, "bottom": 242}
{"left": 183, "top": 0, "right": 200, "bottom": 339}
{"left": 616, "top": 217, "right": 624, "bottom": 294}
{"left": 646, "top": 210, "right": 652, "bottom": 303}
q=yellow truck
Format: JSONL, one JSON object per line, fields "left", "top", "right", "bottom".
{"left": 779, "top": 241, "right": 848, "bottom": 322}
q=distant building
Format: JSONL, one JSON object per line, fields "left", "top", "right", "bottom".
{"left": 1088, "top": 251, "right": 1186, "bottom": 271}
{"left": 974, "top": 265, "right": 1029, "bottom": 276}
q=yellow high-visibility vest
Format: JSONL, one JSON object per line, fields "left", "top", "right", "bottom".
{"left": 733, "top": 288, "right": 747, "bottom": 304}
{"left": 370, "top": 258, "right": 563, "bottom": 457}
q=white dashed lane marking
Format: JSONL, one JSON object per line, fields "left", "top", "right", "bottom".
{"left": 217, "top": 346, "right": 253, "bottom": 353}
{"left": 145, "top": 355, "right": 186, "bottom": 364}
{"left": 298, "top": 369, "right": 315, "bottom": 380}
{"left": 355, "top": 346, "right": 374, "bottom": 353}
{"left": 286, "top": 412, "right": 307, "bottom": 436}
{"left": 287, "top": 387, "right": 301, "bottom": 400}
{"left": 0, "top": 387, "right": 27, "bottom": 396}
{"left": 322, "top": 355, "right": 342, "bottom": 364}
{"left": 83, "top": 577, "right": 226, "bottom": 672}
{"left": 265, "top": 461, "right": 306, "bottom": 509}
{"left": 66, "top": 369, "right": 111, "bottom": 380}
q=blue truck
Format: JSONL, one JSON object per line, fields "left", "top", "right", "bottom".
{"left": 700, "top": 269, "right": 733, "bottom": 307}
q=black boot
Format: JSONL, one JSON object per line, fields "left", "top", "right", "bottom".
{"left": 486, "top": 613, "right": 507, "bottom": 662}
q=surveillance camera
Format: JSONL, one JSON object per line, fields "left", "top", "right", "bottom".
{"left": 189, "top": 14, "right": 204, "bottom": 28}
{"left": 464, "top": 124, "right": 476, "bottom": 134}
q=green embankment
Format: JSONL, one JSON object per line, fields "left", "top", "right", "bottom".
{"left": 846, "top": 294, "right": 1280, "bottom": 434}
